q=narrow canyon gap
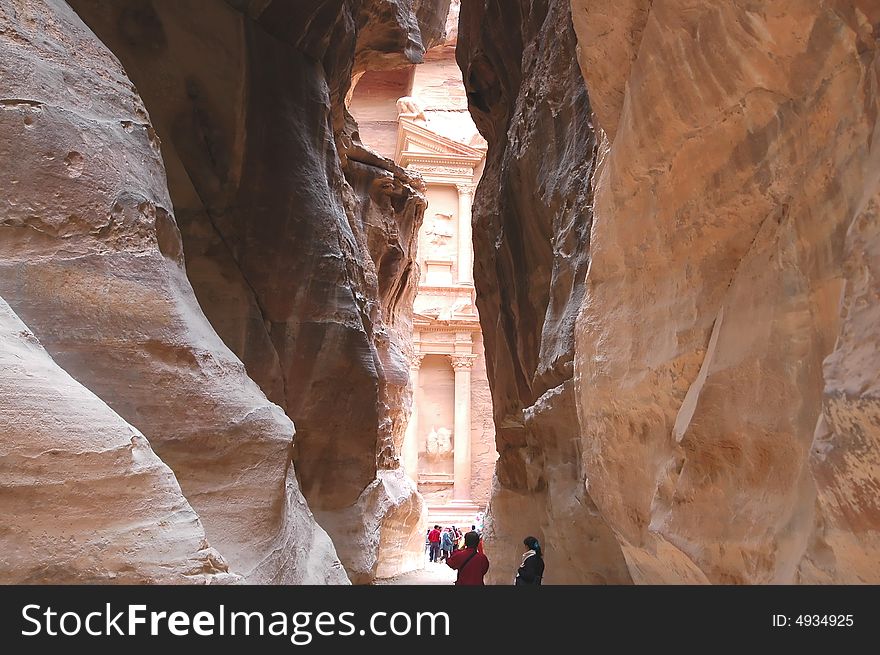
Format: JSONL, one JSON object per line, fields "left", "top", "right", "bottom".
{"left": 1, "top": 0, "right": 878, "bottom": 585}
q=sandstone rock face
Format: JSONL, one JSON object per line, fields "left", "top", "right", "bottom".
{"left": 8, "top": 0, "right": 874, "bottom": 587}
{"left": 0, "top": 0, "right": 345, "bottom": 584}
{"left": 0, "top": 297, "right": 233, "bottom": 584}
{"left": 456, "top": 0, "right": 632, "bottom": 584}
{"left": 462, "top": 0, "right": 880, "bottom": 583}
{"left": 570, "top": 0, "right": 880, "bottom": 584}
{"left": 318, "top": 469, "right": 427, "bottom": 582}
{"left": 802, "top": 189, "right": 880, "bottom": 583}
{"left": 61, "top": 0, "right": 445, "bottom": 582}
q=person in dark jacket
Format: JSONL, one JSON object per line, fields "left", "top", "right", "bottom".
{"left": 446, "top": 531, "right": 489, "bottom": 585}
{"left": 514, "top": 536, "right": 544, "bottom": 585}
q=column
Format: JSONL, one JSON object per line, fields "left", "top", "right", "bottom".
{"left": 450, "top": 355, "right": 476, "bottom": 500}
{"left": 455, "top": 182, "right": 476, "bottom": 285}
{"left": 402, "top": 352, "right": 424, "bottom": 483}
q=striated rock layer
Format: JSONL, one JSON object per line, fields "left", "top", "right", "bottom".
{"left": 571, "top": 0, "right": 880, "bottom": 584}
{"left": 0, "top": 0, "right": 345, "bottom": 583}
{"left": 0, "top": 297, "right": 233, "bottom": 584}
{"left": 461, "top": 0, "right": 879, "bottom": 583}
{"left": 457, "top": 0, "right": 632, "bottom": 584}
{"left": 61, "top": 0, "right": 447, "bottom": 582}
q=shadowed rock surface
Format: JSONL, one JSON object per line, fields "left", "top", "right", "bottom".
{"left": 457, "top": 0, "right": 632, "bottom": 584}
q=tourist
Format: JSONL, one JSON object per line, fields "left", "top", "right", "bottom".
{"left": 428, "top": 524, "right": 442, "bottom": 562}
{"left": 440, "top": 527, "right": 454, "bottom": 561}
{"left": 446, "top": 531, "right": 489, "bottom": 585}
{"left": 451, "top": 525, "right": 461, "bottom": 549}
{"left": 514, "top": 536, "right": 544, "bottom": 585}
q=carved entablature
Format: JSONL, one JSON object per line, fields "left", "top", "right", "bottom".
{"left": 410, "top": 163, "right": 474, "bottom": 177}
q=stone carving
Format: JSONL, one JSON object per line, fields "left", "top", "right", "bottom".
{"left": 411, "top": 164, "right": 474, "bottom": 176}
{"left": 426, "top": 426, "right": 453, "bottom": 458}
{"left": 396, "top": 96, "right": 427, "bottom": 123}
{"left": 449, "top": 298, "right": 475, "bottom": 315}
{"left": 425, "top": 212, "right": 454, "bottom": 246}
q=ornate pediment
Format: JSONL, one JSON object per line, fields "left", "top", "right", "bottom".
{"left": 395, "top": 118, "right": 485, "bottom": 173}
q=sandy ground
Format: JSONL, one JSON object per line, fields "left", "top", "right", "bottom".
{"left": 373, "top": 558, "right": 457, "bottom": 585}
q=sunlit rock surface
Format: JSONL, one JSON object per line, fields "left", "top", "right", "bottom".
{"left": 460, "top": 0, "right": 879, "bottom": 583}
{"left": 0, "top": 297, "right": 234, "bottom": 584}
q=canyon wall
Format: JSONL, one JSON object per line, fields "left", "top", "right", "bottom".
{"left": 0, "top": 297, "right": 233, "bottom": 583}
{"left": 67, "top": 0, "right": 437, "bottom": 584}
{"left": 457, "top": 0, "right": 632, "bottom": 584}
{"left": 572, "top": 0, "right": 880, "bottom": 584}
{"left": 1, "top": 0, "right": 449, "bottom": 583}
{"left": 461, "top": 0, "right": 879, "bottom": 583}
{"left": 0, "top": 0, "right": 345, "bottom": 584}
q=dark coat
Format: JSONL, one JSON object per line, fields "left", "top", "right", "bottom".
{"left": 515, "top": 553, "right": 544, "bottom": 585}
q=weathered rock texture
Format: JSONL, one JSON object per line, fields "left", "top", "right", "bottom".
{"left": 457, "top": 0, "right": 632, "bottom": 584}
{"left": 461, "top": 0, "right": 879, "bottom": 583}
{"left": 0, "top": 297, "right": 233, "bottom": 584}
{"left": 572, "top": 0, "right": 880, "bottom": 584}
{"left": 48, "top": 0, "right": 446, "bottom": 583}
{"left": 0, "top": 0, "right": 345, "bottom": 583}
{"left": 802, "top": 189, "right": 880, "bottom": 583}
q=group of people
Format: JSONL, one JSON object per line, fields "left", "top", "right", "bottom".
{"left": 426, "top": 524, "right": 544, "bottom": 586}
{"left": 426, "top": 524, "right": 478, "bottom": 563}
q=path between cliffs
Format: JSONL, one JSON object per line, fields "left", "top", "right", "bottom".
{"left": 373, "top": 561, "right": 457, "bottom": 585}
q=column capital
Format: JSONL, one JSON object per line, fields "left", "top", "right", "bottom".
{"left": 455, "top": 182, "right": 477, "bottom": 196}
{"left": 408, "top": 352, "right": 426, "bottom": 369}
{"left": 448, "top": 355, "right": 477, "bottom": 370}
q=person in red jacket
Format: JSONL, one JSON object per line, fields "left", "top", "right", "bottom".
{"left": 428, "top": 525, "right": 442, "bottom": 562}
{"left": 445, "top": 531, "right": 489, "bottom": 585}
